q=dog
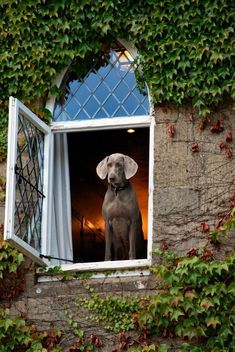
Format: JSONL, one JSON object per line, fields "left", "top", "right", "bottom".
{"left": 96, "top": 153, "right": 145, "bottom": 261}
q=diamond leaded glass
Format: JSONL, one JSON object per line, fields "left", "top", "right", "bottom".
{"left": 53, "top": 42, "right": 150, "bottom": 121}
{"left": 14, "top": 112, "right": 45, "bottom": 251}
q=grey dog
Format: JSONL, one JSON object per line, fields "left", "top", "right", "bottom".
{"left": 96, "top": 153, "right": 145, "bottom": 261}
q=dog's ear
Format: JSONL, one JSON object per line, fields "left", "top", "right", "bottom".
{"left": 124, "top": 155, "right": 138, "bottom": 179}
{"left": 96, "top": 156, "right": 109, "bottom": 179}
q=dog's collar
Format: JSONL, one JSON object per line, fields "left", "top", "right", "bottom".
{"left": 110, "top": 181, "right": 130, "bottom": 196}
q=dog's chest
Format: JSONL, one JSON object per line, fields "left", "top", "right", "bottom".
{"left": 103, "top": 191, "right": 133, "bottom": 218}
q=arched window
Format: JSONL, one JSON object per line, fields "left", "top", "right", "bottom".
{"left": 53, "top": 41, "right": 149, "bottom": 121}
{"left": 5, "top": 41, "right": 154, "bottom": 273}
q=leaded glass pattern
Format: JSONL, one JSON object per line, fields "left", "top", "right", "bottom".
{"left": 14, "top": 112, "right": 45, "bottom": 251}
{"left": 53, "top": 42, "right": 149, "bottom": 121}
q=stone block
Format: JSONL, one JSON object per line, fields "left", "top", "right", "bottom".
{"left": 0, "top": 162, "right": 6, "bottom": 177}
{"left": 0, "top": 205, "right": 5, "bottom": 224}
{"left": 154, "top": 187, "right": 200, "bottom": 216}
{"left": 154, "top": 104, "right": 179, "bottom": 124}
{"left": 154, "top": 141, "right": 190, "bottom": 187}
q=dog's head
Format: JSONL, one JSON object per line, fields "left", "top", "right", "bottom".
{"left": 96, "top": 153, "right": 138, "bottom": 186}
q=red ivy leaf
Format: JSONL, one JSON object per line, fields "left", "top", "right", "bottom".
{"left": 216, "top": 218, "right": 223, "bottom": 229}
{"left": 191, "top": 143, "right": 199, "bottom": 152}
{"left": 201, "top": 248, "right": 214, "bottom": 261}
{"left": 226, "top": 132, "right": 233, "bottom": 142}
{"left": 200, "top": 223, "right": 210, "bottom": 232}
{"left": 161, "top": 240, "right": 168, "bottom": 251}
{"left": 187, "top": 247, "right": 198, "bottom": 257}
{"left": 224, "top": 146, "right": 233, "bottom": 158}
{"left": 89, "top": 335, "right": 96, "bottom": 343}
{"left": 199, "top": 121, "right": 205, "bottom": 130}
{"left": 188, "top": 112, "right": 194, "bottom": 122}
{"left": 210, "top": 120, "right": 224, "bottom": 133}
{"left": 167, "top": 123, "right": 175, "bottom": 137}
{"left": 219, "top": 141, "right": 226, "bottom": 150}
{"left": 95, "top": 337, "right": 103, "bottom": 347}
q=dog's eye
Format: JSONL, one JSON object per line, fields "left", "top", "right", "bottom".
{"left": 115, "top": 162, "right": 121, "bottom": 168}
{"left": 107, "top": 163, "right": 112, "bottom": 168}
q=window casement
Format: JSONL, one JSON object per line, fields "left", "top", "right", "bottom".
{"left": 4, "top": 40, "right": 154, "bottom": 272}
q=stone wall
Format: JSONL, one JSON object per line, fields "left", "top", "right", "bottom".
{"left": 10, "top": 270, "right": 158, "bottom": 350}
{"left": 1, "top": 103, "right": 235, "bottom": 350}
{"left": 153, "top": 103, "right": 235, "bottom": 258}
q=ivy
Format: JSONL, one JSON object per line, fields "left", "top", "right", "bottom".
{"left": 210, "top": 207, "right": 235, "bottom": 244}
{"left": 0, "top": 240, "right": 24, "bottom": 279}
{"left": 71, "top": 209, "right": 235, "bottom": 351}
{"left": 78, "top": 284, "right": 141, "bottom": 333}
{"left": 0, "top": 234, "right": 26, "bottom": 303}
{"left": 0, "top": 308, "right": 63, "bottom": 352}
{"left": 138, "top": 248, "right": 235, "bottom": 351}
{"left": 0, "top": 0, "right": 234, "bottom": 158}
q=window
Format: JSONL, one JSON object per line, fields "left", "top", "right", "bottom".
{"left": 4, "top": 41, "right": 154, "bottom": 271}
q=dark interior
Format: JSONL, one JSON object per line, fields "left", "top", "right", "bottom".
{"left": 68, "top": 127, "right": 149, "bottom": 263}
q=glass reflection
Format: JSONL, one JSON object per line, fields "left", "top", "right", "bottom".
{"left": 53, "top": 42, "right": 149, "bottom": 121}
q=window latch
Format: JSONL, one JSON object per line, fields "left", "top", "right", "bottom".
{"left": 15, "top": 165, "right": 45, "bottom": 198}
{"left": 40, "top": 254, "right": 74, "bottom": 263}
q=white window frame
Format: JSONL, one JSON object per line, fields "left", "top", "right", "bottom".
{"left": 4, "top": 97, "right": 52, "bottom": 266}
{"left": 49, "top": 114, "right": 155, "bottom": 272}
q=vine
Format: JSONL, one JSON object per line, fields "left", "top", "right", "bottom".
{"left": 0, "top": 207, "right": 234, "bottom": 350}
{"left": 0, "top": 0, "right": 234, "bottom": 159}
{"left": 0, "top": 233, "right": 64, "bottom": 351}
{"left": 70, "top": 209, "right": 235, "bottom": 351}
{"left": 78, "top": 284, "right": 141, "bottom": 333}
{"left": 0, "top": 308, "right": 63, "bottom": 352}
{"left": 0, "top": 231, "right": 25, "bottom": 303}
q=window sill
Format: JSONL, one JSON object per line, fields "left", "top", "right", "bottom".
{"left": 37, "top": 259, "right": 151, "bottom": 282}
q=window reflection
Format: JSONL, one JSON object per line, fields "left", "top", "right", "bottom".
{"left": 53, "top": 42, "right": 149, "bottom": 121}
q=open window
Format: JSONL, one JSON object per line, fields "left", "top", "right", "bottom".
{"left": 4, "top": 97, "right": 51, "bottom": 265}
{"left": 4, "top": 41, "right": 154, "bottom": 271}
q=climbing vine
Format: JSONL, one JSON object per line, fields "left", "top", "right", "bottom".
{"left": 0, "top": 232, "right": 25, "bottom": 302}
{"left": 78, "top": 286, "right": 141, "bottom": 333}
{"left": 0, "top": 0, "right": 234, "bottom": 159}
{"left": 0, "top": 207, "right": 234, "bottom": 350}
{"left": 69, "top": 209, "right": 235, "bottom": 351}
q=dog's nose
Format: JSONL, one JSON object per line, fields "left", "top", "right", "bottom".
{"left": 109, "top": 176, "right": 115, "bottom": 183}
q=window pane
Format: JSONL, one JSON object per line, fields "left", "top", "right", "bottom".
{"left": 14, "top": 113, "right": 45, "bottom": 251}
{"left": 53, "top": 42, "right": 149, "bottom": 121}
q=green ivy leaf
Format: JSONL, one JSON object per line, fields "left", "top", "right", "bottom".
{"left": 171, "top": 309, "right": 184, "bottom": 321}
{"left": 228, "top": 282, "right": 235, "bottom": 295}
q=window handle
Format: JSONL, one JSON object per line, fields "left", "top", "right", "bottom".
{"left": 14, "top": 165, "right": 45, "bottom": 198}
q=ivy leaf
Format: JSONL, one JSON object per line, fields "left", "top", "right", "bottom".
{"left": 158, "top": 344, "right": 169, "bottom": 352}
{"left": 171, "top": 309, "right": 184, "bottom": 321}
{"left": 172, "top": 295, "right": 184, "bottom": 306}
{"left": 200, "top": 300, "right": 214, "bottom": 309}
{"left": 228, "top": 282, "right": 235, "bottom": 295}
{"left": 1, "top": 318, "right": 13, "bottom": 331}
{"left": 206, "top": 317, "right": 221, "bottom": 329}
{"left": 185, "top": 291, "right": 197, "bottom": 299}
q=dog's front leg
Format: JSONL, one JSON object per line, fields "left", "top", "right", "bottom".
{"left": 129, "top": 222, "right": 137, "bottom": 260}
{"left": 105, "top": 221, "right": 112, "bottom": 261}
